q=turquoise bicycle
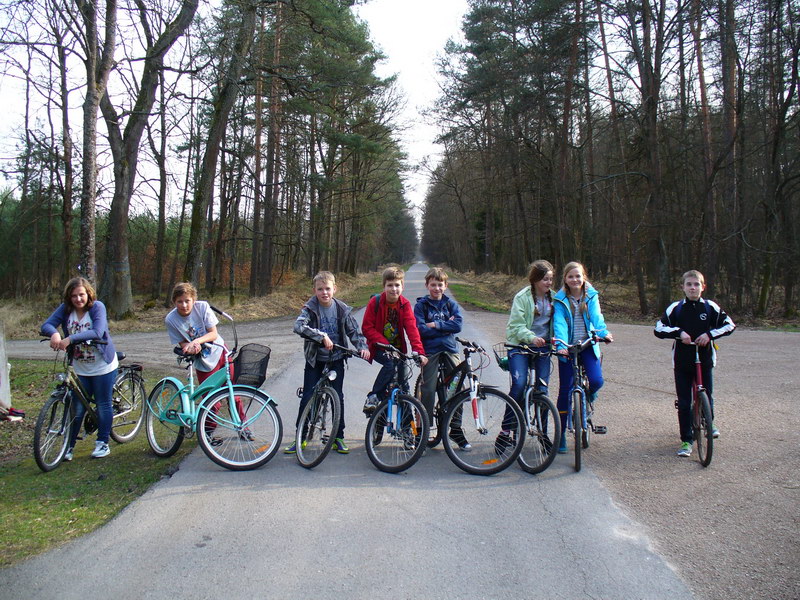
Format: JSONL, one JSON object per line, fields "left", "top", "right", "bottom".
{"left": 145, "top": 307, "right": 282, "bottom": 471}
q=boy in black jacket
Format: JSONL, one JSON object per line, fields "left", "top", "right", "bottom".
{"left": 654, "top": 270, "right": 735, "bottom": 457}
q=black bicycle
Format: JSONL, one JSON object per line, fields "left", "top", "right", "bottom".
{"left": 294, "top": 340, "right": 362, "bottom": 469}
{"left": 33, "top": 338, "right": 145, "bottom": 471}
{"left": 493, "top": 342, "right": 561, "bottom": 474}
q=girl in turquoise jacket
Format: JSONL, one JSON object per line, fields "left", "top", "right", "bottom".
{"left": 552, "top": 262, "right": 613, "bottom": 453}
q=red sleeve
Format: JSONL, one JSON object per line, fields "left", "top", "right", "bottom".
{"left": 400, "top": 299, "right": 425, "bottom": 355}
{"left": 361, "top": 296, "right": 385, "bottom": 347}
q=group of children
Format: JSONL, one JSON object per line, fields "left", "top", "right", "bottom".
{"left": 42, "top": 263, "right": 735, "bottom": 461}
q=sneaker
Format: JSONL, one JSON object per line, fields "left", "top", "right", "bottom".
{"left": 239, "top": 427, "right": 255, "bottom": 441}
{"left": 711, "top": 424, "right": 720, "bottom": 439}
{"left": 677, "top": 442, "right": 692, "bottom": 457}
{"left": 91, "top": 441, "right": 110, "bottom": 458}
{"left": 494, "top": 431, "right": 513, "bottom": 456}
{"left": 558, "top": 434, "right": 568, "bottom": 454}
{"left": 63, "top": 447, "right": 74, "bottom": 462}
{"left": 363, "top": 393, "right": 379, "bottom": 415}
{"left": 284, "top": 441, "right": 297, "bottom": 454}
{"left": 449, "top": 428, "right": 472, "bottom": 451}
{"left": 332, "top": 438, "right": 349, "bottom": 454}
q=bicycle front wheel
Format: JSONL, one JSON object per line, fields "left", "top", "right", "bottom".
{"left": 145, "top": 379, "right": 185, "bottom": 457}
{"left": 33, "top": 389, "right": 73, "bottom": 472}
{"left": 572, "top": 389, "right": 583, "bottom": 472}
{"left": 110, "top": 370, "right": 145, "bottom": 443}
{"left": 197, "top": 387, "right": 282, "bottom": 471}
{"left": 695, "top": 390, "right": 713, "bottom": 467}
{"left": 365, "top": 394, "right": 429, "bottom": 473}
{"left": 442, "top": 387, "right": 524, "bottom": 475}
{"left": 296, "top": 385, "right": 341, "bottom": 469}
{"left": 518, "top": 391, "right": 561, "bottom": 475}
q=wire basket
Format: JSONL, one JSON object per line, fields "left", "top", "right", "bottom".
{"left": 232, "top": 343, "right": 271, "bottom": 387}
{"left": 492, "top": 343, "right": 509, "bottom": 371}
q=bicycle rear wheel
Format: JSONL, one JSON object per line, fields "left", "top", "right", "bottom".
{"left": 572, "top": 389, "right": 583, "bottom": 472}
{"left": 33, "top": 389, "right": 73, "bottom": 472}
{"left": 364, "top": 394, "right": 429, "bottom": 473}
{"left": 694, "top": 390, "right": 713, "bottom": 467}
{"left": 517, "top": 391, "right": 561, "bottom": 475}
{"left": 442, "top": 387, "right": 524, "bottom": 475}
{"left": 296, "top": 385, "right": 341, "bottom": 469}
{"left": 197, "top": 387, "right": 282, "bottom": 471}
{"left": 145, "top": 379, "right": 185, "bottom": 457}
{"left": 110, "top": 369, "right": 145, "bottom": 443}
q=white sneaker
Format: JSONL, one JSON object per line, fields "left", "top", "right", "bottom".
{"left": 64, "top": 448, "right": 74, "bottom": 461}
{"left": 91, "top": 441, "right": 110, "bottom": 458}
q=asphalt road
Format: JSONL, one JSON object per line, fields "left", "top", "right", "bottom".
{"left": 1, "top": 263, "right": 694, "bottom": 599}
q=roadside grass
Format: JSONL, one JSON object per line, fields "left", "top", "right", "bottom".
{"left": 0, "top": 359, "right": 193, "bottom": 567}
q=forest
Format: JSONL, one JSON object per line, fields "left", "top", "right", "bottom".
{"left": 1, "top": 0, "right": 798, "bottom": 319}
{"left": 421, "top": 0, "right": 799, "bottom": 317}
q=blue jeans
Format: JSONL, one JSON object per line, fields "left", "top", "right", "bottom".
{"left": 298, "top": 359, "right": 346, "bottom": 439}
{"left": 73, "top": 370, "right": 116, "bottom": 447}
{"left": 508, "top": 348, "right": 552, "bottom": 404}
{"left": 371, "top": 351, "right": 409, "bottom": 399}
{"left": 557, "top": 350, "right": 604, "bottom": 433}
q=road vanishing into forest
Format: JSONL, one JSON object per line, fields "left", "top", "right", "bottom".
{"left": 3, "top": 262, "right": 798, "bottom": 599}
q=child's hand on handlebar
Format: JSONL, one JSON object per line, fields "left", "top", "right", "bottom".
{"left": 694, "top": 333, "right": 711, "bottom": 347}
{"left": 360, "top": 349, "right": 371, "bottom": 361}
{"left": 321, "top": 333, "right": 333, "bottom": 350}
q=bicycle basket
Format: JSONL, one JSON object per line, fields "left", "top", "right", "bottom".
{"left": 232, "top": 343, "right": 271, "bottom": 387}
{"left": 492, "top": 343, "right": 509, "bottom": 371}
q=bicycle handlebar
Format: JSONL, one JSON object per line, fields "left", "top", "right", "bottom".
{"left": 504, "top": 342, "right": 554, "bottom": 355}
{"left": 375, "top": 342, "right": 422, "bottom": 364}
{"left": 456, "top": 337, "right": 485, "bottom": 353}
{"left": 299, "top": 333, "right": 366, "bottom": 360}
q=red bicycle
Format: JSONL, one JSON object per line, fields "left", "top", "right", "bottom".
{"left": 688, "top": 342, "right": 714, "bottom": 466}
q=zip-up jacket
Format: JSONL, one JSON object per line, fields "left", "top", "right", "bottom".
{"left": 553, "top": 285, "right": 609, "bottom": 360}
{"left": 506, "top": 286, "right": 553, "bottom": 346}
{"left": 362, "top": 292, "right": 425, "bottom": 360}
{"left": 654, "top": 297, "right": 735, "bottom": 369}
{"left": 293, "top": 296, "right": 367, "bottom": 368}
{"left": 414, "top": 294, "right": 463, "bottom": 354}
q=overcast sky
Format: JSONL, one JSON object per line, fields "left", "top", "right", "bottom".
{"left": 354, "top": 0, "right": 468, "bottom": 216}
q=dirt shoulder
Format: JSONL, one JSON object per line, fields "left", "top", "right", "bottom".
{"left": 475, "top": 309, "right": 799, "bottom": 600}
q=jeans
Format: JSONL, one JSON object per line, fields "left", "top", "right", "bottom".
{"left": 557, "top": 349, "right": 604, "bottom": 433}
{"left": 371, "top": 351, "right": 409, "bottom": 399}
{"left": 73, "top": 369, "right": 116, "bottom": 447}
{"left": 508, "top": 348, "right": 552, "bottom": 404}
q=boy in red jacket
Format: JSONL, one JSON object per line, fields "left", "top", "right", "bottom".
{"left": 362, "top": 267, "right": 428, "bottom": 414}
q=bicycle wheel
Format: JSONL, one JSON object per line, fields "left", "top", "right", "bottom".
{"left": 364, "top": 393, "right": 429, "bottom": 473}
{"left": 572, "top": 389, "right": 583, "bottom": 472}
{"left": 197, "top": 387, "right": 282, "bottom": 471}
{"left": 695, "top": 390, "right": 714, "bottom": 467}
{"left": 110, "top": 370, "right": 145, "bottom": 443}
{"left": 296, "top": 385, "right": 341, "bottom": 469}
{"left": 33, "top": 388, "right": 73, "bottom": 472}
{"left": 145, "top": 379, "right": 185, "bottom": 457}
{"left": 442, "top": 386, "right": 524, "bottom": 475}
{"left": 517, "top": 391, "right": 561, "bottom": 475}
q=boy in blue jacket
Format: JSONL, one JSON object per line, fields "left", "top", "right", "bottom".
{"left": 414, "top": 267, "right": 470, "bottom": 450}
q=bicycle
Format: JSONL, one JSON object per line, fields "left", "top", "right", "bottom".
{"left": 412, "top": 350, "right": 466, "bottom": 449}
{"left": 364, "top": 342, "right": 429, "bottom": 473}
{"left": 33, "top": 338, "right": 146, "bottom": 472}
{"left": 493, "top": 342, "right": 561, "bottom": 474}
{"left": 294, "top": 339, "right": 362, "bottom": 469}
{"left": 426, "top": 338, "right": 524, "bottom": 476}
{"left": 554, "top": 334, "right": 609, "bottom": 472}
{"left": 145, "top": 307, "right": 282, "bottom": 471}
{"left": 687, "top": 342, "right": 714, "bottom": 467}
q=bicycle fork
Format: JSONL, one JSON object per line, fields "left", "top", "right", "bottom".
{"left": 467, "top": 377, "right": 488, "bottom": 434}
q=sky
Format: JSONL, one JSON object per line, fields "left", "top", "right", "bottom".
{"left": 354, "top": 0, "right": 469, "bottom": 218}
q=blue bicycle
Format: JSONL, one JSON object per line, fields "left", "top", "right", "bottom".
{"left": 364, "top": 343, "right": 429, "bottom": 473}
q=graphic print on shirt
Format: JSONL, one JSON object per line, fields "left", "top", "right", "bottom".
{"left": 68, "top": 314, "right": 96, "bottom": 364}
{"left": 384, "top": 305, "right": 400, "bottom": 348}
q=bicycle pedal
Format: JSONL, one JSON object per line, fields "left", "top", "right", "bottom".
{"left": 593, "top": 425, "right": 607, "bottom": 434}
{"left": 166, "top": 409, "right": 178, "bottom": 420}
{"left": 296, "top": 387, "right": 304, "bottom": 398}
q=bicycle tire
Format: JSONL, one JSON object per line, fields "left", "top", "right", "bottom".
{"left": 572, "top": 389, "right": 583, "bottom": 472}
{"left": 145, "top": 379, "right": 185, "bottom": 457}
{"left": 110, "top": 370, "right": 145, "bottom": 443}
{"left": 364, "top": 393, "right": 429, "bottom": 473}
{"left": 695, "top": 390, "right": 713, "bottom": 467}
{"left": 33, "top": 388, "right": 73, "bottom": 472}
{"left": 442, "top": 386, "right": 524, "bottom": 476}
{"left": 517, "top": 391, "right": 561, "bottom": 475}
{"left": 296, "top": 385, "right": 341, "bottom": 469}
{"left": 197, "top": 387, "right": 282, "bottom": 471}
{"left": 582, "top": 402, "right": 591, "bottom": 450}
